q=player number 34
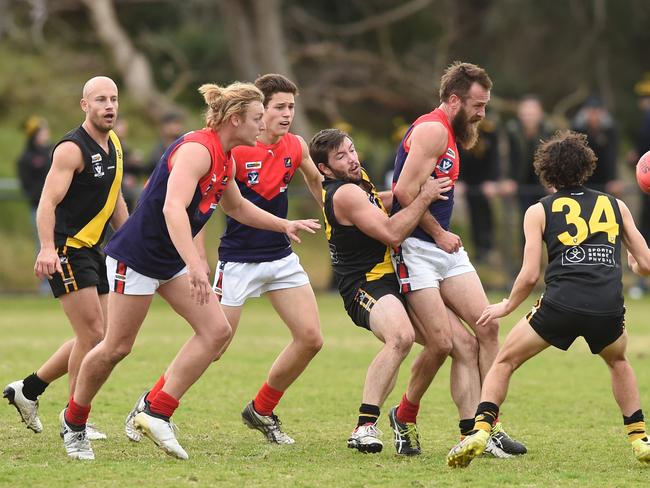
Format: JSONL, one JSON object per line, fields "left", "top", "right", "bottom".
{"left": 552, "top": 195, "right": 619, "bottom": 246}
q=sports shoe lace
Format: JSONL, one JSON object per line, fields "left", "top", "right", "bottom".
{"left": 403, "top": 423, "right": 420, "bottom": 445}
{"left": 269, "top": 414, "right": 291, "bottom": 441}
{"left": 490, "top": 422, "right": 504, "bottom": 436}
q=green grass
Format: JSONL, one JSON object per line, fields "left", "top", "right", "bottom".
{"left": 1, "top": 293, "right": 650, "bottom": 487}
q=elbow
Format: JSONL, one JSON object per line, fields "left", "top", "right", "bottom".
{"left": 636, "top": 259, "right": 650, "bottom": 276}
{"left": 387, "top": 237, "right": 402, "bottom": 249}
{"left": 522, "top": 272, "right": 540, "bottom": 288}
{"left": 392, "top": 184, "right": 409, "bottom": 207}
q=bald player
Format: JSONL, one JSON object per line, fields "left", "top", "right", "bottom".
{"left": 3, "top": 76, "right": 129, "bottom": 441}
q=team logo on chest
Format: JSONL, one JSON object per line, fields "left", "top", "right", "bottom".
{"left": 437, "top": 157, "right": 454, "bottom": 173}
{"left": 248, "top": 171, "right": 260, "bottom": 186}
{"left": 284, "top": 157, "right": 292, "bottom": 168}
{"left": 91, "top": 153, "right": 105, "bottom": 178}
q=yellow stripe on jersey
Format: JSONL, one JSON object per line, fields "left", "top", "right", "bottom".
{"left": 365, "top": 247, "right": 394, "bottom": 282}
{"left": 322, "top": 188, "right": 332, "bottom": 240}
{"left": 66, "top": 130, "right": 123, "bottom": 248}
{"left": 362, "top": 168, "right": 393, "bottom": 282}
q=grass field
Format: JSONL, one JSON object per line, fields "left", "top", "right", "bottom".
{"left": 1, "top": 293, "right": 649, "bottom": 487}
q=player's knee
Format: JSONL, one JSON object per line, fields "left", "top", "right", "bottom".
{"left": 424, "top": 336, "right": 453, "bottom": 361}
{"left": 454, "top": 333, "right": 479, "bottom": 360}
{"left": 107, "top": 341, "right": 133, "bottom": 364}
{"left": 298, "top": 327, "right": 323, "bottom": 355}
{"left": 475, "top": 319, "right": 499, "bottom": 343}
{"left": 386, "top": 328, "right": 415, "bottom": 356}
{"left": 77, "top": 325, "right": 104, "bottom": 349}
{"left": 206, "top": 322, "right": 233, "bottom": 351}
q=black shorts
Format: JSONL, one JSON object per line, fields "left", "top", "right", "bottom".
{"left": 341, "top": 274, "right": 406, "bottom": 330}
{"left": 527, "top": 297, "right": 625, "bottom": 354}
{"left": 49, "top": 245, "right": 109, "bottom": 298}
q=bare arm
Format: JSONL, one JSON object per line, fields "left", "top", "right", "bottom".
{"left": 619, "top": 199, "right": 650, "bottom": 275}
{"left": 163, "top": 142, "right": 213, "bottom": 304}
{"left": 110, "top": 191, "right": 129, "bottom": 230}
{"left": 220, "top": 161, "right": 320, "bottom": 243}
{"left": 34, "top": 142, "right": 84, "bottom": 279}
{"left": 378, "top": 191, "right": 393, "bottom": 213}
{"left": 297, "top": 135, "right": 324, "bottom": 207}
{"left": 392, "top": 122, "right": 461, "bottom": 252}
{"left": 477, "top": 203, "right": 545, "bottom": 325}
{"left": 334, "top": 176, "right": 451, "bottom": 248}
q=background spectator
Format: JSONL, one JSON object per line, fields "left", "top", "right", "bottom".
{"left": 458, "top": 118, "right": 500, "bottom": 263}
{"left": 572, "top": 96, "right": 623, "bottom": 195}
{"left": 16, "top": 116, "right": 52, "bottom": 294}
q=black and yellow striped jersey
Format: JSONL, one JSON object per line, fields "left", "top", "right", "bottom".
{"left": 322, "top": 168, "right": 395, "bottom": 296}
{"left": 52, "top": 126, "right": 123, "bottom": 249}
{"left": 540, "top": 186, "right": 624, "bottom": 315}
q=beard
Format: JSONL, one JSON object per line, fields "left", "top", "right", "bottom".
{"left": 329, "top": 166, "right": 361, "bottom": 183}
{"left": 451, "top": 106, "right": 480, "bottom": 150}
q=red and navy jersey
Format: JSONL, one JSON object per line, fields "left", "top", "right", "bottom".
{"left": 391, "top": 108, "right": 459, "bottom": 243}
{"left": 105, "top": 128, "right": 232, "bottom": 279}
{"left": 218, "top": 133, "right": 303, "bottom": 262}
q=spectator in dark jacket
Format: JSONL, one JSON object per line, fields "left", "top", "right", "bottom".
{"left": 572, "top": 96, "right": 623, "bottom": 195}
{"left": 18, "top": 116, "right": 51, "bottom": 211}
{"left": 17, "top": 116, "right": 52, "bottom": 293}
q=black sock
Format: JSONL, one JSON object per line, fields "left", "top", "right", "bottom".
{"left": 459, "top": 418, "right": 475, "bottom": 437}
{"left": 623, "top": 409, "right": 648, "bottom": 442}
{"left": 22, "top": 373, "right": 49, "bottom": 401}
{"left": 474, "top": 401, "right": 499, "bottom": 432}
{"left": 358, "top": 403, "right": 380, "bottom": 427}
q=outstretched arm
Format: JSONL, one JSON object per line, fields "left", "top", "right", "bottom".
{"left": 477, "top": 203, "right": 545, "bottom": 325}
{"left": 220, "top": 161, "right": 320, "bottom": 243}
{"left": 297, "top": 135, "right": 324, "bottom": 207}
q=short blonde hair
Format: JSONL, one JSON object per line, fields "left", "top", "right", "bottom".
{"left": 198, "top": 82, "right": 264, "bottom": 130}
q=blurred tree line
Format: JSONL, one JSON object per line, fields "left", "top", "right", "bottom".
{"left": 1, "top": 0, "right": 649, "bottom": 291}
{"left": 2, "top": 0, "right": 649, "bottom": 168}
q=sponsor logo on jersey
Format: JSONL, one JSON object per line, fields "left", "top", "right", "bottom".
{"left": 245, "top": 161, "right": 262, "bottom": 169}
{"left": 93, "top": 162, "right": 105, "bottom": 178}
{"left": 91, "top": 153, "right": 102, "bottom": 163}
{"left": 446, "top": 148, "right": 456, "bottom": 158}
{"left": 284, "top": 157, "right": 292, "bottom": 168}
{"left": 221, "top": 175, "right": 228, "bottom": 185}
{"left": 437, "top": 157, "right": 454, "bottom": 173}
{"left": 248, "top": 171, "right": 259, "bottom": 185}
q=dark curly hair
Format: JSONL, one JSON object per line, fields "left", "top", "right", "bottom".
{"left": 533, "top": 130, "right": 597, "bottom": 190}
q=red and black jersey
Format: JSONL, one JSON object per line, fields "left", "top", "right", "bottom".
{"left": 219, "top": 133, "right": 303, "bottom": 262}
{"left": 391, "top": 108, "right": 459, "bottom": 243}
{"left": 105, "top": 128, "right": 232, "bottom": 279}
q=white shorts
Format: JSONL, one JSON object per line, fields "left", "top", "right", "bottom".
{"left": 391, "top": 237, "right": 475, "bottom": 292}
{"left": 213, "top": 253, "right": 310, "bottom": 307}
{"left": 106, "top": 256, "right": 187, "bottom": 296}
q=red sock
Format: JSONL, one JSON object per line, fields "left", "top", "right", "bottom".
{"left": 396, "top": 394, "right": 419, "bottom": 424}
{"left": 148, "top": 390, "right": 179, "bottom": 419}
{"left": 253, "top": 382, "right": 284, "bottom": 416}
{"left": 147, "top": 374, "right": 166, "bottom": 402}
{"left": 65, "top": 396, "right": 91, "bottom": 427}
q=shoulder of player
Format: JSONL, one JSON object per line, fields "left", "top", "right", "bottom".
{"left": 410, "top": 121, "right": 448, "bottom": 153}
{"left": 52, "top": 141, "right": 84, "bottom": 171}
{"left": 331, "top": 181, "right": 367, "bottom": 205}
{"left": 170, "top": 141, "right": 212, "bottom": 174}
